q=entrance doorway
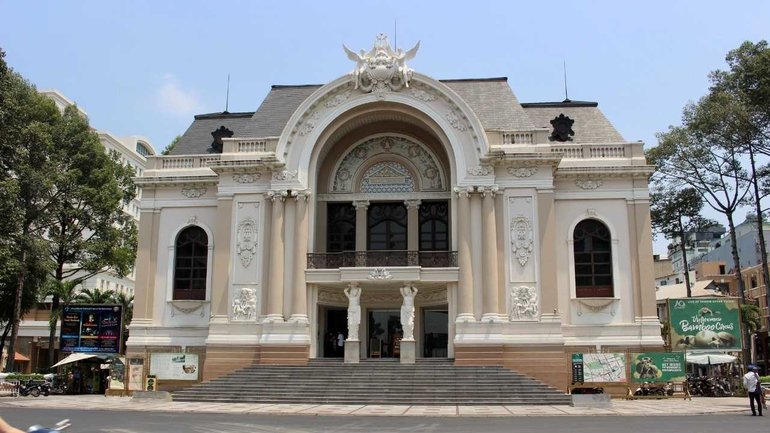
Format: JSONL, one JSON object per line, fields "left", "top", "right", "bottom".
{"left": 423, "top": 308, "right": 448, "bottom": 358}
{"left": 320, "top": 306, "right": 346, "bottom": 358}
{"left": 368, "top": 310, "right": 401, "bottom": 358}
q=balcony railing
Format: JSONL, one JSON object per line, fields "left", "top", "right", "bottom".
{"left": 307, "top": 251, "right": 458, "bottom": 269}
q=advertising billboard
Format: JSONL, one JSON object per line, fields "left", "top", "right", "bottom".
{"left": 149, "top": 353, "right": 199, "bottom": 380}
{"left": 60, "top": 304, "right": 123, "bottom": 353}
{"left": 571, "top": 353, "right": 627, "bottom": 383}
{"left": 630, "top": 352, "right": 686, "bottom": 383}
{"left": 668, "top": 298, "right": 743, "bottom": 351}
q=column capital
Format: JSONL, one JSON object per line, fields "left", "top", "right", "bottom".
{"left": 291, "top": 189, "right": 312, "bottom": 201}
{"left": 481, "top": 185, "right": 499, "bottom": 198}
{"left": 453, "top": 186, "right": 475, "bottom": 198}
{"left": 266, "top": 190, "right": 288, "bottom": 202}
{"left": 353, "top": 200, "right": 370, "bottom": 210}
{"left": 404, "top": 199, "right": 422, "bottom": 209}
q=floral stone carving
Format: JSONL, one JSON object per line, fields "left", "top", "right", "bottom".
{"left": 231, "top": 287, "right": 258, "bottom": 321}
{"left": 344, "top": 33, "right": 420, "bottom": 94}
{"left": 509, "top": 286, "right": 539, "bottom": 320}
{"left": 236, "top": 217, "right": 258, "bottom": 268}
{"left": 368, "top": 268, "right": 392, "bottom": 280}
{"left": 181, "top": 187, "right": 207, "bottom": 198}
{"left": 575, "top": 179, "right": 603, "bottom": 190}
{"left": 233, "top": 173, "right": 261, "bottom": 183}
{"left": 510, "top": 216, "right": 534, "bottom": 267}
{"left": 507, "top": 166, "right": 538, "bottom": 177}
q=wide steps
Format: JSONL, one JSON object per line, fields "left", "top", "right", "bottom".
{"left": 173, "top": 361, "right": 570, "bottom": 405}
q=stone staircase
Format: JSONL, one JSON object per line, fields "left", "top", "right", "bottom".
{"left": 172, "top": 359, "right": 570, "bottom": 405}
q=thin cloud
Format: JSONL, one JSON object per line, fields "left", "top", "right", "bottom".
{"left": 156, "top": 74, "right": 202, "bottom": 116}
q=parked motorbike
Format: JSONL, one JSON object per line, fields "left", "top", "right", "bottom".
{"left": 17, "top": 380, "right": 41, "bottom": 398}
{"left": 634, "top": 382, "right": 666, "bottom": 397}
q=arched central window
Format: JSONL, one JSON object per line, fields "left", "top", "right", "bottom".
{"left": 173, "top": 226, "right": 209, "bottom": 300}
{"left": 368, "top": 203, "right": 407, "bottom": 250}
{"left": 573, "top": 219, "right": 613, "bottom": 298}
{"left": 419, "top": 201, "right": 449, "bottom": 251}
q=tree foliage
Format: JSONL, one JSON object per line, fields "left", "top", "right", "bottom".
{"left": 161, "top": 135, "right": 181, "bottom": 155}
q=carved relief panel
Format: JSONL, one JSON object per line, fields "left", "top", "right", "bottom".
{"left": 506, "top": 195, "right": 539, "bottom": 321}
{"left": 230, "top": 200, "right": 263, "bottom": 320}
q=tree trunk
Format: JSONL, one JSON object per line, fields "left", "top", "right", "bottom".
{"left": 0, "top": 321, "right": 11, "bottom": 364}
{"left": 678, "top": 215, "right": 693, "bottom": 297}
{"left": 5, "top": 248, "right": 27, "bottom": 372}
{"left": 726, "top": 211, "right": 751, "bottom": 368}
{"left": 47, "top": 262, "right": 65, "bottom": 368}
{"left": 748, "top": 146, "right": 770, "bottom": 328}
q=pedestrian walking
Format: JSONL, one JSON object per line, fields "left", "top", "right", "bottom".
{"left": 743, "top": 365, "right": 763, "bottom": 416}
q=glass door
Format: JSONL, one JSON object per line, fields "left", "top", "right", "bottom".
{"left": 368, "top": 310, "right": 402, "bottom": 358}
{"left": 423, "top": 308, "right": 448, "bottom": 358}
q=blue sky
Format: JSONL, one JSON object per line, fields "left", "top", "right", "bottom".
{"left": 1, "top": 0, "right": 768, "bottom": 253}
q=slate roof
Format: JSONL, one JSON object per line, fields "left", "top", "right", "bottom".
{"left": 169, "top": 79, "right": 624, "bottom": 155}
{"left": 521, "top": 101, "right": 625, "bottom": 143}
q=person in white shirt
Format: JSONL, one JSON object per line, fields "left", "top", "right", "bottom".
{"left": 743, "top": 365, "right": 763, "bottom": 416}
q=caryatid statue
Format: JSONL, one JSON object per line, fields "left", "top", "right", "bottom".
{"left": 344, "top": 284, "right": 362, "bottom": 341}
{"left": 400, "top": 285, "right": 418, "bottom": 341}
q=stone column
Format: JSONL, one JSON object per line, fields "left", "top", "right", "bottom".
{"left": 481, "top": 186, "right": 501, "bottom": 322}
{"left": 353, "top": 200, "right": 369, "bottom": 252}
{"left": 454, "top": 186, "right": 475, "bottom": 322}
{"left": 132, "top": 206, "right": 160, "bottom": 323}
{"left": 537, "top": 189, "right": 558, "bottom": 318}
{"left": 264, "top": 190, "right": 286, "bottom": 323}
{"left": 289, "top": 190, "right": 310, "bottom": 323}
{"left": 405, "top": 199, "right": 421, "bottom": 252}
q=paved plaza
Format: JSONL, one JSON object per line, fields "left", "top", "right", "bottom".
{"left": 0, "top": 395, "right": 751, "bottom": 417}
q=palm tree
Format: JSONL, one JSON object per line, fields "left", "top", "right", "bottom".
{"left": 742, "top": 304, "right": 762, "bottom": 334}
{"left": 113, "top": 292, "right": 134, "bottom": 352}
{"left": 73, "top": 288, "right": 117, "bottom": 304}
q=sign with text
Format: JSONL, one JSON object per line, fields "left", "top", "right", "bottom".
{"left": 149, "top": 353, "right": 199, "bottom": 381}
{"left": 630, "top": 352, "right": 686, "bottom": 383}
{"left": 60, "top": 304, "right": 123, "bottom": 353}
{"left": 668, "top": 298, "right": 743, "bottom": 351}
{"left": 571, "top": 353, "right": 585, "bottom": 383}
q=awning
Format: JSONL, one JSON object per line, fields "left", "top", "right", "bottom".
{"left": 686, "top": 353, "right": 737, "bottom": 365}
{"left": 51, "top": 353, "right": 99, "bottom": 368}
{"left": 14, "top": 352, "right": 30, "bottom": 362}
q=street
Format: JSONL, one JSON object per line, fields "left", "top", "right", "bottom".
{"left": 0, "top": 408, "right": 768, "bottom": 433}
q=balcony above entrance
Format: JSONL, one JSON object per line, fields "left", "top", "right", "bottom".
{"left": 306, "top": 251, "right": 458, "bottom": 284}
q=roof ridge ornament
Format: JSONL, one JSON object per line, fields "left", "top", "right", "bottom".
{"left": 343, "top": 33, "right": 420, "bottom": 96}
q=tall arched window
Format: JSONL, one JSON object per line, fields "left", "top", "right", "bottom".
{"left": 173, "top": 226, "right": 209, "bottom": 300}
{"left": 573, "top": 219, "right": 613, "bottom": 298}
{"left": 368, "top": 203, "right": 407, "bottom": 250}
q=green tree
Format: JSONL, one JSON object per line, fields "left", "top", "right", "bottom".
{"left": 161, "top": 135, "right": 181, "bottom": 155}
{"left": 650, "top": 187, "right": 715, "bottom": 297}
{"left": 114, "top": 291, "right": 134, "bottom": 351}
{"left": 742, "top": 304, "right": 763, "bottom": 335}
{"left": 43, "top": 103, "right": 138, "bottom": 367}
{"left": 0, "top": 48, "right": 62, "bottom": 372}
{"left": 73, "top": 288, "right": 117, "bottom": 304}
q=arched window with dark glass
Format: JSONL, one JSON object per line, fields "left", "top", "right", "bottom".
{"left": 419, "top": 201, "right": 449, "bottom": 251}
{"left": 573, "top": 219, "right": 613, "bottom": 298}
{"left": 173, "top": 226, "right": 209, "bottom": 300}
{"left": 368, "top": 203, "right": 407, "bottom": 250}
{"left": 327, "top": 202, "right": 356, "bottom": 252}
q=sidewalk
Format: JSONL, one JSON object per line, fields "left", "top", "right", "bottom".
{"left": 0, "top": 395, "right": 752, "bottom": 417}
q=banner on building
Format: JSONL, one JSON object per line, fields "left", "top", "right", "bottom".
{"left": 668, "top": 298, "right": 743, "bottom": 351}
{"left": 630, "top": 352, "right": 686, "bottom": 383}
{"left": 60, "top": 304, "right": 123, "bottom": 354}
{"left": 574, "top": 353, "right": 627, "bottom": 383}
{"left": 149, "top": 353, "right": 199, "bottom": 380}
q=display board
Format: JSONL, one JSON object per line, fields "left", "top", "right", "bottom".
{"left": 668, "top": 298, "right": 742, "bottom": 351}
{"left": 127, "top": 358, "right": 144, "bottom": 391}
{"left": 578, "top": 353, "right": 627, "bottom": 383}
{"left": 630, "top": 352, "right": 686, "bottom": 383}
{"left": 60, "top": 304, "right": 123, "bottom": 353}
{"left": 108, "top": 357, "right": 126, "bottom": 390}
{"left": 149, "top": 353, "right": 199, "bottom": 380}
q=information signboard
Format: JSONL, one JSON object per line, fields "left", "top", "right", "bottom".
{"left": 60, "top": 304, "right": 122, "bottom": 353}
{"left": 582, "top": 353, "right": 627, "bottom": 383}
{"left": 571, "top": 353, "right": 585, "bottom": 383}
{"left": 668, "top": 298, "right": 742, "bottom": 351}
{"left": 149, "top": 353, "right": 199, "bottom": 380}
{"left": 630, "top": 352, "right": 686, "bottom": 383}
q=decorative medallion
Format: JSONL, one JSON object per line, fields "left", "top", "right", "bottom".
{"left": 368, "top": 268, "right": 393, "bottom": 280}
{"left": 575, "top": 179, "right": 603, "bottom": 190}
{"left": 181, "top": 187, "right": 207, "bottom": 198}
{"left": 509, "top": 286, "right": 539, "bottom": 321}
{"left": 467, "top": 165, "right": 493, "bottom": 176}
{"left": 236, "top": 218, "right": 258, "bottom": 268}
{"left": 325, "top": 90, "right": 351, "bottom": 108}
{"left": 187, "top": 215, "right": 198, "bottom": 225}
{"left": 409, "top": 88, "right": 437, "bottom": 102}
{"left": 210, "top": 125, "right": 234, "bottom": 153}
{"left": 298, "top": 111, "right": 320, "bottom": 136}
{"left": 233, "top": 173, "right": 261, "bottom": 183}
{"left": 507, "top": 166, "right": 538, "bottom": 178}
{"left": 272, "top": 170, "right": 298, "bottom": 181}
{"left": 231, "top": 287, "right": 258, "bottom": 321}
{"left": 549, "top": 114, "right": 575, "bottom": 142}
{"left": 510, "top": 216, "right": 534, "bottom": 267}
{"left": 344, "top": 33, "right": 420, "bottom": 94}
{"left": 446, "top": 110, "right": 468, "bottom": 131}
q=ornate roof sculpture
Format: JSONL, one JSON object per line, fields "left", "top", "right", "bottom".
{"left": 343, "top": 33, "right": 420, "bottom": 94}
